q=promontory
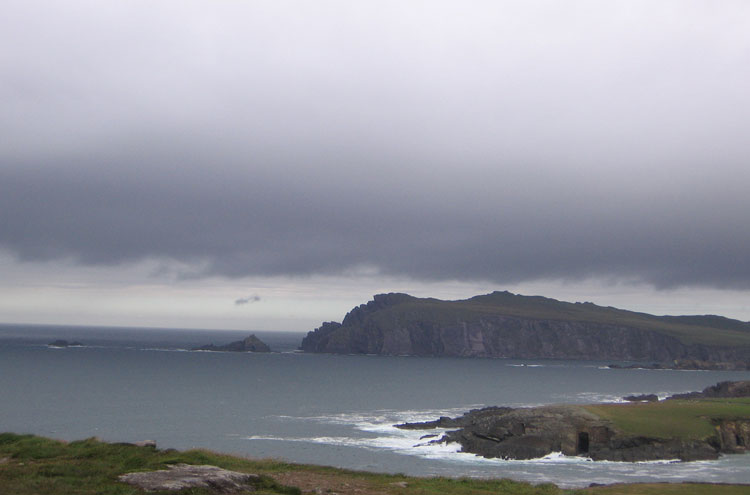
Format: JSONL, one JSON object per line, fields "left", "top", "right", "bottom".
{"left": 395, "top": 380, "right": 750, "bottom": 462}
{"left": 300, "top": 291, "right": 750, "bottom": 366}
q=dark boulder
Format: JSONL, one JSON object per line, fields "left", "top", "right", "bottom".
{"left": 623, "top": 394, "right": 659, "bottom": 402}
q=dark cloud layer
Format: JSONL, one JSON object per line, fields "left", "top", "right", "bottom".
{"left": 2, "top": 1, "right": 749, "bottom": 289}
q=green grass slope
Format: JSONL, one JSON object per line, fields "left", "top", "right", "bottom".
{"left": 583, "top": 398, "right": 750, "bottom": 440}
{"left": 0, "top": 433, "right": 558, "bottom": 495}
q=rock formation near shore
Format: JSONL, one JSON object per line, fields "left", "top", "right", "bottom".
{"left": 301, "top": 292, "right": 750, "bottom": 366}
{"left": 47, "top": 339, "right": 83, "bottom": 348}
{"left": 192, "top": 334, "right": 271, "bottom": 353}
{"left": 396, "top": 381, "right": 750, "bottom": 462}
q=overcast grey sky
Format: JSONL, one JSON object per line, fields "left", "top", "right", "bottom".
{"left": 2, "top": 1, "right": 750, "bottom": 330}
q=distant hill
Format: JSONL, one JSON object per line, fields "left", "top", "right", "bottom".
{"left": 300, "top": 291, "right": 750, "bottom": 365}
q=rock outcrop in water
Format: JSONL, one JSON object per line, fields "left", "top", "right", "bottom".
{"left": 192, "top": 334, "right": 271, "bottom": 353}
{"left": 666, "top": 380, "right": 750, "bottom": 400}
{"left": 48, "top": 339, "right": 83, "bottom": 348}
{"left": 396, "top": 381, "right": 750, "bottom": 462}
{"left": 300, "top": 292, "right": 750, "bottom": 365}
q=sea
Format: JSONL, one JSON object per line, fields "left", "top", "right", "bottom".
{"left": 1, "top": 323, "right": 749, "bottom": 488}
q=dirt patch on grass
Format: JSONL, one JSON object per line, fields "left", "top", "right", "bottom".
{"left": 270, "top": 471, "right": 395, "bottom": 495}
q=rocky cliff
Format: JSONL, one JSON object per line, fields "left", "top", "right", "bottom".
{"left": 300, "top": 292, "right": 750, "bottom": 363}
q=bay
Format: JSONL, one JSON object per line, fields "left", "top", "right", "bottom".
{"left": 1, "top": 324, "right": 749, "bottom": 488}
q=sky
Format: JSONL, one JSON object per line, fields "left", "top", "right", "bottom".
{"left": 2, "top": 1, "right": 750, "bottom": 332}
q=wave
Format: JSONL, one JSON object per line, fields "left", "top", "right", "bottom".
{"left": 252, "top": 407, "right": 737, "bottom": 470}
{"left": 254, "top": 409, "right": 684, "bottom": 466}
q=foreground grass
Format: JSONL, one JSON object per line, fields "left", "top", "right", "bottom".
{"left": 583, "top": 398, "right": 750, "bottom": 440}
{"left": 0, "top": 433, "right": 559, "bottom": 495}
{"left": 1, "top": 433, "right": 747, "bottom": 495}
{"left": 0, "top": 433, "right": 301, "bottom": 495}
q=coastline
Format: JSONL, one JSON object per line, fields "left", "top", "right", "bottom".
{"left": 1, "top": 432, "right": 749, "bottom": 495}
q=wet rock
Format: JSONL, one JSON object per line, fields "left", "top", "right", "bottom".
{"left": 440, "top": 405, "right": 612, "bottom": 460}
{"left": 623, "top": 394, "right": 659, "bottom": 402}
{"left": 395, "top": 407, "right": 513, "bottom": 430}
{"left": 48, "top": 340, "right": 83, "bottom": 348}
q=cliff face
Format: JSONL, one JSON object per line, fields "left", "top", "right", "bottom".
{"left": 300, "top": 292, "right": 750, "bottom": 363}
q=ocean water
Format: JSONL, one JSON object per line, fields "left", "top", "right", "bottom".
{"left": 1, "top": 323, "right": 749, "bottom": 488}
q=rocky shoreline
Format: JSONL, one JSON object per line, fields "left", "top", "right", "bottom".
{"left": 608, "top": 359, "right": 750, "bottom": 371}
{"left": 395, "top": 381, "right": 750, "bottom": 462}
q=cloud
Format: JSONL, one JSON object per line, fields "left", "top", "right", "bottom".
{"left": 235, "top": 295, "right": 262, "bottom": 306}
{"left": 1, "top": 1, "right": 749, "bottom": 290}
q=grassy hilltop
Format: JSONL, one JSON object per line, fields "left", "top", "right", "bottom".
{"left": 302, "top": 292, "right": 750, "bottom": 363}
{"left": 366, "top": 291, "right": 750, "bottom": 348}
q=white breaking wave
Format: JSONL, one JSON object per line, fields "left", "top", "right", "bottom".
{"left": 249, "top": 408, "right": 731, "bottom": 468}
{"left": 249, "top": 409, "right": 672, "bottom": 466}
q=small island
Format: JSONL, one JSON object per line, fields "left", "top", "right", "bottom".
{"left": 191, "top": 334, "right": 271, "bottom": 353}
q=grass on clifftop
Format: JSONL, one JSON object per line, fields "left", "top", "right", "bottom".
{"left": 583, "top": 398, "right": 750, "bottom": 440}
{"left": 365, "top": 292, "right": 750, "bottom": 348}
